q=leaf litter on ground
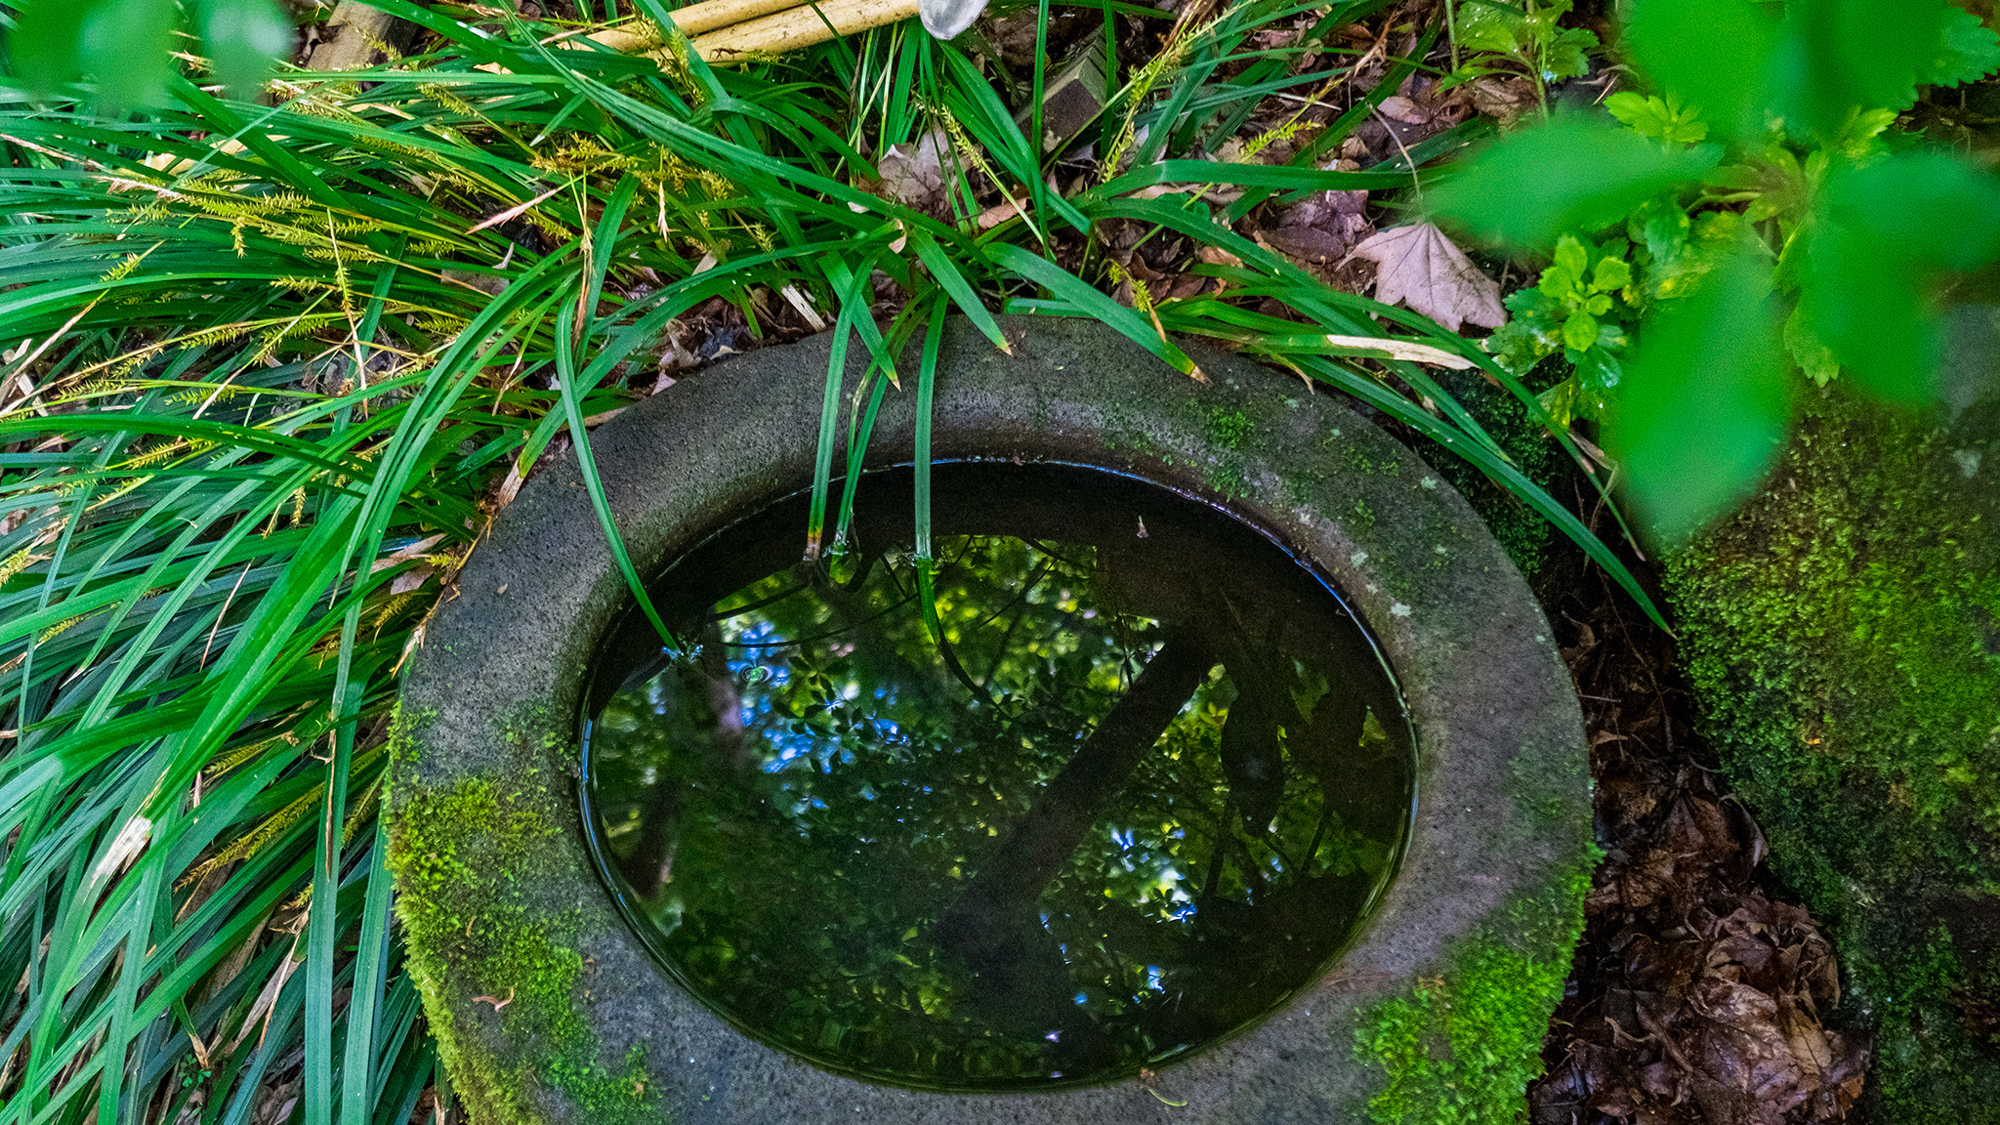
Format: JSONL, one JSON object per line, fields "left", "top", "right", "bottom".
{"left": 1530, "top": 565, "right": 1867, "bottom": 1125}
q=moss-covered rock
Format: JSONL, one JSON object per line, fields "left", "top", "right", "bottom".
{"left": 387, "top": 707, "right": 659, "bottom": 1125}
{"left": 1667, "top": 381, "right": 2000, "bottom": 1123}
{"left": 1354, "top": 846, "right": 1596, "bottom": 1125}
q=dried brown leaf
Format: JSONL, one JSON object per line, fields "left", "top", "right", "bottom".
{"left": 1349, "top": 223, "right": 1505, "bottom": 332}
{"left": 875, "top": 131, "right": 951, "bottom": 216}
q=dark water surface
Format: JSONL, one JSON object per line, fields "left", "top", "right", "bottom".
{"left": 581, "top": 463, "right": 1414, "bottom": 1091}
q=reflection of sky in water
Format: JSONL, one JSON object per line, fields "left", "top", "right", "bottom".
{"left": 722, "top": 611, "right": 933, "bottom": 780}
{"left": 583, "top": 479, "right": 1414, "bottom": 1093}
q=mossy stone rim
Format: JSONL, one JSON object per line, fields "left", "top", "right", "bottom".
{"left": 389, "top": 316, "right": 1590, "bottom": 1125}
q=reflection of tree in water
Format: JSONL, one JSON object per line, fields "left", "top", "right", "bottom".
{"left": 587, "top": 493, "right": 1409, "bottom": 1089}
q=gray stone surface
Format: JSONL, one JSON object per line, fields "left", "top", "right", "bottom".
{"left": 391, "top": 316, "right": 1589, "bottom": 1124}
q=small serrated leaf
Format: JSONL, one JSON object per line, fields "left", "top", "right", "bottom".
{"left": 1784, "top": 305, "right": 1842, "bottom": 387}
{"left": 1927, "top": 4, "right": 2000, "bottom": 88}
{"left": 1562, "top": 309, "right": 1600, "bottom": 351}
{"left": 1605, "top": 92, "right": 1655, "bottom": 130}
{"left": 1546, "top": 27, "right": 1599, "bottom": 80}
{"left": 1592, "top": 256, "right": 1633, "bottom": 292}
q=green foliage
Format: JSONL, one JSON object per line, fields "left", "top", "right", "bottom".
{"left": 1486, "top": 234, "right": 1634, "bottom": 402}
{"left": 1432, "top": 0, "right": 2000, "bottom": 540}
{"left": 5, "top": 0, "right": 292, "bottom": 107}
{"left": 1446, "top": 0, "right": 1599, "bottom": 108}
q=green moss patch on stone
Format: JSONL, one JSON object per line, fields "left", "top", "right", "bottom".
{"left": 389, "top": 727, "right": 660, "bottom": 1125}
{"left": 1668, "top": 385, "right": 2000, "bottom": 1123}
{"left": 1204, "top": 406, "right": 1252, "bottom": 450}
{"left": 1354, "top": 847, "right": 1596, "bottom": 1125}
{"left": 1100, "top": 402, "right": 1159, "bottom": 457}
{"left": 1422, "top": 365, "right": 1575, "bottom": 586}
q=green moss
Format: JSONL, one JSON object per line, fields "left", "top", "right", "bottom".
{"left": 1100, "top": 404, "right": 1157, "bottom": 456}
{"left": 1861, "top": 924, "right": 2000, "bottom": 1121}
{"left": 1343, "top": 444, "right": 1404, "bottom": 478}
{"left": 1285, "top": 465, "right": 1330, "bottom": 507}
{"left": 390, "top": 721, "right": 662, "bottom": 1125}
{"left": 1421, "top": 365, "right": 1572, "bottom": 583}
{"left": 1204, "top": 406, "right": 1252, "bottom": 450}
{"left": 1202, "top": 456, "right": 1250, "bottom": 500}
{"left": 1354, "top": 848, "right": 1596, "bottom": 1125}
{"left": 1669, "top": 385, "right": 2000, "bottom": 1123}
{"left": 1352, "top": 498, "right": 1377, "bottom": 533}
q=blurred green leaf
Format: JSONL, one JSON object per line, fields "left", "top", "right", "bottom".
{"left": 1929, "top": 4, "right": 2000, "bottom": 87}
{"left": 196, "top": 0, "right": 292, "bottom": 100}
{"left": 1776, "top": 0, "right": 1959, "bottom": 139}
{"left": 78, "top": 0, "right": 177, "bottom": 109}
{"left": 1605, "top": 249, "right": 1789, "bottom": 543}
{"left": 1428, "top": 115, "right": 1718, "bottom": 251}
{"left": 8, "top": 0, "right": 95, "bottom": 95}
{"left": 7, "top": 0, "right": 287, "bottom": 108}
{"left": 1623, "top": 0, "right": 1782, "bottom": 140}
{"left": 1818, "top": 150, "right": 2000, "bottom": 272}
{"left": 1800, "top": 152, "right": 2000, "bottom": 400}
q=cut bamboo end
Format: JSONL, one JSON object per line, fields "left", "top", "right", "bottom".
{"left": 689, "top": 0, "right": 921, "bottom": 63}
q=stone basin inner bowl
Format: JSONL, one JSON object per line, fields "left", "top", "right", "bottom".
{"left": 388, "top": 316, "right": 1590, "bottom": 1125}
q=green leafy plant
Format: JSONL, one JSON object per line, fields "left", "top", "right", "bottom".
{"left": 1442, "top": 0, "right": 1599, "bottom": 109}
{"left": 1430, "top": 0, "right": 2000, "bottom": 539}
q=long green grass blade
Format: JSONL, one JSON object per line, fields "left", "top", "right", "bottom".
{"left": 986, "top": 242, "right": 1201, "bottom": 377}
{"left": 913, "top": 296, "right": 948, "bottom": 646}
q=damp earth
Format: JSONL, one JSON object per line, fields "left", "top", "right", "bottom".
{"left": 580, "top": 463, "right": 1415, "bottom": 1091}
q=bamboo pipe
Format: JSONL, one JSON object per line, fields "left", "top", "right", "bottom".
{"left": 584, "top": 0, "right": 916, "bottom": 58}
{"left": 667, "top": 0, "right": 820, "bottom": 34}
{"left": 688, "top": 0, "right": 921, "bottom": 62}
{"left": 585, "top": 0, "right": 812, "bottom": 49}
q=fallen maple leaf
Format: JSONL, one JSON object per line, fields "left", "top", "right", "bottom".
{"left": 1350, "top": 222, "right": 1506, "bottom": 333}
{"left": 875, "top": 130, "right": 951, "bottom": 216}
